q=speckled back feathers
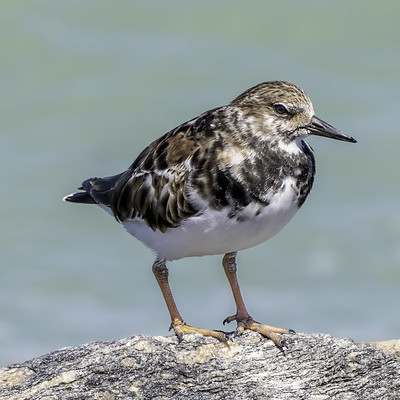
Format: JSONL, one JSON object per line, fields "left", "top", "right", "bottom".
{"left": 70, "top": 81, "right": 318, "bottom": 234}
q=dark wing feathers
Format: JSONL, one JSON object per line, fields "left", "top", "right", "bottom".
{"left": 108, "top": 124, "right": 201, "bottom": 231}
{"left": 66, "top": 112, "right": 221, "bottom": 232}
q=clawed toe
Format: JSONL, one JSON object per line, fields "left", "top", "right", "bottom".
{"left": 223, "top": 314, "right": 237, "bottom": 325}
{"left": 171, "top": 320, "right": 229, "bottom": 343}
{"left": 223, "top": 314, "right": 293, "bottom": 347}
{"left": 154, "top": 253, "right": 295, "bottom": 350}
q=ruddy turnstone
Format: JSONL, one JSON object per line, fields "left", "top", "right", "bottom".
{"left": 64, "top": 81, "right": 356, "bottom": 347}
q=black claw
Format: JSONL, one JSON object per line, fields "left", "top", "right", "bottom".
{"left": 222, "top": 319, "right": 228, "bottom": 325}
{"left": 278, "top": 331, "right": 296, "bottom": 349}
{"left": 234, "top": 329, "right": 242, "bottom": 338}
{"left": 176, "top": 333, "right": 184, "bottom": 344}
{"left": 225, "top": 331, "right": 236, "bottom": 340}
{"left": 277, "top": 341, "right": 287, "bottom": 351}
{"left": 213, "top": 329, "right": 229, "bottom": 342}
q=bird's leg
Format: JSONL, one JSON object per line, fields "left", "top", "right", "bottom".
{"left": 152, "top": 259, "right": 227, "bottom": 343}
{"left": 222, "top": 252, "right": 293, "bottom": 347}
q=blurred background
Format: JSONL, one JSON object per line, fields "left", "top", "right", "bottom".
{"left": 1, "top": 0, "right": 399, "bottom": 367}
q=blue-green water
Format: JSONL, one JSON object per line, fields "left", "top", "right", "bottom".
{"left": 1, "top": 1, "right": 400, "bottom": 367}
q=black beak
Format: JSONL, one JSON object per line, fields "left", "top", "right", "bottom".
{"left": 307, "top": 116, "right": 357, "bottom": 143}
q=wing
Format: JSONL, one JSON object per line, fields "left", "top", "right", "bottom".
{"left": 80, "top": 108, "right": 222, "bottom": 233}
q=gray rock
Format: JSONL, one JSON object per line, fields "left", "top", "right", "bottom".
{"left": 0, "top": 332, "right": 399, "bottom": 399}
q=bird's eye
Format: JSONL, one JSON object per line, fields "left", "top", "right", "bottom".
{"left": 273, "top": 103, "right": 289, "bottom": 115}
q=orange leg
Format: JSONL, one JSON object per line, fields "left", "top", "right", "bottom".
{"left": 152, "top": 259, "right": 227, "bottom": 342}
{"left": 222, "top": 252, "right": 293, "bottom": 347}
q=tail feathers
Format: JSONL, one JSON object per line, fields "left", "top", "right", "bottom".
{"left": 64, "top": 173, "right": 124, "bottom": 206}
{"left": 63, "top": 191, "right": 96, "bottom": 204}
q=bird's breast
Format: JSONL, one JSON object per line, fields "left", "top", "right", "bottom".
{"left": 122, "top": 175, "right": 302, "bottom": 260}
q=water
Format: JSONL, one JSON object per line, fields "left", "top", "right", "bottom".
{"left": 1, "top": 0, "right": 400, "bottom": 367}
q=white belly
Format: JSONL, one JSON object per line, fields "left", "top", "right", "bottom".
{"left": 122, "top": 177, "right": 301, "bottom": 261}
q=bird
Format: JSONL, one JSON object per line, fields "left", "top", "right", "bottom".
{"left": 64, "top": 81, "right": 356, "bottom": 347}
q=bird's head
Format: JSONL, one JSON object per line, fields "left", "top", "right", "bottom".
{"left": 230, "top": 81, "right": 356, "bottom": 144}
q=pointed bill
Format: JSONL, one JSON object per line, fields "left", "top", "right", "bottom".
{"left": 307, "top": 116, "right": 357, "bottom": 143}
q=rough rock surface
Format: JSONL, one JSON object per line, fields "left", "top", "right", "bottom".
{"left": 0, "top": 332, "right": 399, "bottom": 400}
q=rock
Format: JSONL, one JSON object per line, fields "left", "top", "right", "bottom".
{"left": 0, "top": 332, "right": 399, "bottom": 399}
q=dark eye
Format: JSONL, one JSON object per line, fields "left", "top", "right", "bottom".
{"left": 273, "top": 103, "right": 289, "bottom": 115}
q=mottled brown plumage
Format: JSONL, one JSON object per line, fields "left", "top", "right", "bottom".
{"left": 76, "top": 82, "right": 318, "bottom": 232}
{"left": 65, "top": 81, "right": 356, "bottom": 347}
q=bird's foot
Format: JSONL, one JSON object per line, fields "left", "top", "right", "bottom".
{"left": 223, "top": 314, "right": 295, "bottom": 347}
{"left": 170, "top": 319, "right": 229, "bottom": 344}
